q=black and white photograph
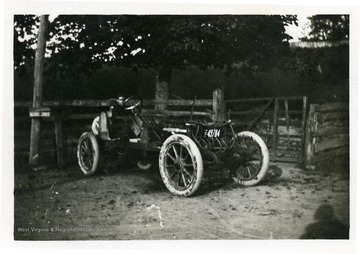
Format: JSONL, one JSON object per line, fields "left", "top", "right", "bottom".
{"left": 1, "top": 0, "right": 359, "bottom": 253}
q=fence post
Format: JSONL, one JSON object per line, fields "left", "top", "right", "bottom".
{"left": 305, "top": 104, "right": 316, "bottom": 167}
{"left": 29, "top": 15, "right": 48, "bottom": 166}
{"left": 54, "top": 118, "right": 64, "bottom": 168}
{"left": 155, "top": 72, "right": 169, "bottom": 111}
{"left": 284, "top": 99, "right": 290, "bottom": 146}
{"left": 272, "top": 98, "right": 279, "bottom": 159}
{"left": 212, "top": 87, "right": 225, "bottom": 122}
{"left": 299, "top": 96, "right": 308, "bottom": 163}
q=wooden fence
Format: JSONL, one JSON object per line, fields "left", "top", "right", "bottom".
{"left": 14, "top": 90, "right": 309, "bottom": 169}
{"left": 304, "top": 103, "right": 349, "bottom": 168}
{"left": 14, "top": 98, "right": 214, "bottom": 168}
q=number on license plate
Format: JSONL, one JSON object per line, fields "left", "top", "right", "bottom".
{"left": 204, "top": 129, "right": 221, "bottom": 138}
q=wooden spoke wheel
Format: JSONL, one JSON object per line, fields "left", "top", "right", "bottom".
{"left": 159, "top": 134, "right": 203, "bottom": 197}
{"left": 77, "top": 132, "right": 100, "bottom": 175}
{"left": 230, "top": 131, "right": 269, "bottom": 186}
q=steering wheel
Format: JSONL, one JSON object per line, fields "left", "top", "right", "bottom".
{"left": 123, "top": 96, "right": 143, "bottom": 111}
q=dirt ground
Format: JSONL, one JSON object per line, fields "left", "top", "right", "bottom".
{"left": 13, "top": 160, "right": 350, "bottom": 240}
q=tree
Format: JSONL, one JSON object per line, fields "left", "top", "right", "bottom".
{"left": 14, "top": 15, "right": 297, "bottom": 100}
{"left": 301, "top": 15, "right": 349, "bottom": 41}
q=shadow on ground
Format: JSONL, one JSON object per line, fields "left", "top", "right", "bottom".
{"left": 262, "top": 165, "right": 283, "bottom": 185}
{"left": 300, "top": 204, "right": 349, "bottom": 239}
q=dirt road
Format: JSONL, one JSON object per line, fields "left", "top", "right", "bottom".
{"left": 14, "top": 162, "right": 349, "bottom": 240}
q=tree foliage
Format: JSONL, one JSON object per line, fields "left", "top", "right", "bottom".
{"left": 14, "top": 15, "right": 39, "bottom": 74}
{"left": 301, "top": 15, "right": 349, "bottom": 41}
{"left": 14, "top": 15, "right": 297, "bottom": 81}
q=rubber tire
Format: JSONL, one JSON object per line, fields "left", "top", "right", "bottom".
{"left": 77, "top": 132, "right": 100, "bottom": 176}
{"left": 137, "top": 160, "right": 152, "bottom": 170}
{"left": 231, "top": 131, "right": 269, "bottom": 186}
{"left": 159, "top": 134, "right": 203, "bottom": 197}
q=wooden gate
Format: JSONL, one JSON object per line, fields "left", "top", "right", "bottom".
{"left": 223, "top": 95, "right": 308, "bottom": 163}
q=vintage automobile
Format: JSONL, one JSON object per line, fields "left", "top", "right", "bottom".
{"left": 77, "top": 96, "right": 269, "bottom": 196}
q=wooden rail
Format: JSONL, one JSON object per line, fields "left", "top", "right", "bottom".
{"left": 15, "top": 98, "right": 214, "bottom": 108}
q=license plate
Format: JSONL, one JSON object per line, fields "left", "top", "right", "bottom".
{"left": 204, "top": 128, "right": 221, "bottom": 138}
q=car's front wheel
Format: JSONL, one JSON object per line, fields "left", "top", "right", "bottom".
{"left": 159, "top": 134, "right": 203, "bottom": 197}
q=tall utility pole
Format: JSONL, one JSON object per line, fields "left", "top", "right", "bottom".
{"left": 29, "top": 15, "right": 48, "bottom": 166}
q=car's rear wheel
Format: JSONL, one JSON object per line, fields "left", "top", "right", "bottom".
{"left": 229, "top": 131, "right": 269, "bottom": 186}
{"left": 77, "top": 132, "right": 100, "bottom": 175}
